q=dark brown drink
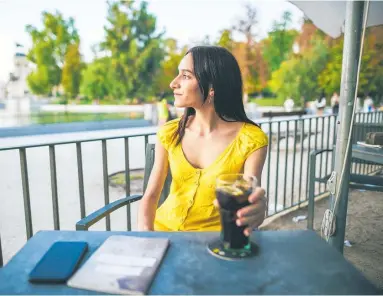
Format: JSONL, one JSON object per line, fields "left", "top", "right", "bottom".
{"left": 216, "top": 185, "right": 251, "bottom": 250}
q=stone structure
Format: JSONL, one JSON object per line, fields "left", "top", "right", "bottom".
{"left": 6, "top": 49, "right": 31, "bottom": 99}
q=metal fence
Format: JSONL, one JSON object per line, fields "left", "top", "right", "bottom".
{"left": 0, "top": 111, "right": 382, "bottom": 267}
{"left": 308, "top": 111, "right": 383, "bottom": 204}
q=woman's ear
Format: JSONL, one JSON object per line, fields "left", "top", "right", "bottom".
{"left": 209, "top": 87, "right": 214, "bottom": 98}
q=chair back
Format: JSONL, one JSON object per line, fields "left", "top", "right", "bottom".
{"left": 143, "top": 144, "right": 172, "bottom": 208}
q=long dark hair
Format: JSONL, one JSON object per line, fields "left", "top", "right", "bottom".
{"left": 175, "top": 46, "right": 258, "bottom": 144}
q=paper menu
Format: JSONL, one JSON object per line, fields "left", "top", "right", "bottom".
{"left": 67, "top": 235, "right": 170, "bottom": 295}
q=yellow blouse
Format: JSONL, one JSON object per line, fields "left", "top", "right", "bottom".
{"left": 154, "top": 118, "right": 268, "bottom": 232}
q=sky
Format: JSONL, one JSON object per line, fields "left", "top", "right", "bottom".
{"left": 0, "top": 0, "right": 303, "bottom": 82}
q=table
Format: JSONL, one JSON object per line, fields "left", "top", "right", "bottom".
{"left": 0, "top": 230, "right": 378, "bottom": 295}
{"left": 352, "top": 144, "right": 383, "bottom": 165}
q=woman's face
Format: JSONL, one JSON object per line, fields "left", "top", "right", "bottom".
{"left": 170, "top": 53, "right": 205, "bottom": 108}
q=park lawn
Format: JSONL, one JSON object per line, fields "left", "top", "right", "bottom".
{"left": 31, "top": 112, "right": 143, "bottom": 124}
{"left": 250, "top": 97, "right": 285, "bottom": 107}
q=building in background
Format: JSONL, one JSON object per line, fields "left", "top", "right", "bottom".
{"left": 6, "top": 48, "right": 32, "bottom": 99}
{"left": 1, "top": 46, "right": 33, "bottom": 125}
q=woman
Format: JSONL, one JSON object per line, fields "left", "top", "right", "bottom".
{"left": 138, "top": 46, "right": 268, "bottom": 236}
{"left": 331, "top": 92, "right": 339, "bottom": 115}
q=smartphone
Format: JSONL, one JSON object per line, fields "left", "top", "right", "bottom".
{"left": 29, "top": 241, "right": 88, "bottom": 283}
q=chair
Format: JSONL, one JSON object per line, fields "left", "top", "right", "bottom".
{"left": 307, "top": 148, "right": 383, "bottom": 229}
{"left": 307, "top": 121, "right": 383, "bottom": 228}
{"left": 76, "top": 144, "right": 171, "bottom": 231}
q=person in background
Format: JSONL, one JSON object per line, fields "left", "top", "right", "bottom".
{"left": 304, "top": 100, "right": 314, "bottom": 115}
{"left": 284, "top": 97, "right": 294, "bottom": 112}
{"left": 330, "top": 92, "right": 339, "bottom": 115}
{"left": 138, "top": 46, "right": 268, "bottom": 235}
{"left": 363, "top": 94, "right": 374, "bottom": 112}
{"left": 157, "top": 98, "right": 170, "bottom": 126}
{"left": 315, "top": 92, "right": 327, "bottom": 115}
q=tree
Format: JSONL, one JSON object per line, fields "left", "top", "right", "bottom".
{"left": 232, "top": 2, "right": 259, "bottom": 99}
{"left": 216, "top": 29, "right": 235, "bottom": 51}
{"left": 61, "top": 42, "right": 83, "bottom": 98}
{"left": 216, "top": 28, "right": 268, "bottom": 92}
{"left": 269, "top": 38, "right": 329, "bottom": 106}
{"left": 27, "top": 64, "right": 53, "bottom": 95}
{"left": 317, "top": 37, "right": 343, "bottom": 96}
{"left": 263, "top": 11, "right": 298, "bottom": 73}
{"left": 26, "top": 40, "right": 60, "bottom": 95}
{"left": 100, "top": 1, "right": 165, "bottom": 100}
{"left": 26, "top": 11, "right": 80, "bottom": 96}
{"left": 318, "top": 27, "right": 383, "bottom": 99}
{"left": 80, "top": 57, "right": 113, "bottom": 100}
{"left": 368, "top": 26, "right": 383, "bottom": 102}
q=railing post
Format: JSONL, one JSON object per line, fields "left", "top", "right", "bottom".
{"left": 19, "top": 148, "right": 33, "bottom": 239}
{"left": 307, "top": 152, "right": 317, "bottom": 230}
{"left": 101, "top": 140, "right": 111, "bottom": 231}
{"left": 76, "top": 143, "right": 86, "bottom": 219}
{"left": 124, "top": 137, "right": 132, "bottom": 231}
{"left": 49, "top": 145, "right": 60, "bottom": 230}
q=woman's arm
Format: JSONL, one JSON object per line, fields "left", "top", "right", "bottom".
{"left": 243, "top": 146, "right": 267, "bottom": 186}
{"left": 137, "top": 138, "right": 169, "bottom": 231}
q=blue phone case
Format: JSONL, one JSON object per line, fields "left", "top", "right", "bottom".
{"left": 29, "top": 241, "right": 88, "bottom": 283}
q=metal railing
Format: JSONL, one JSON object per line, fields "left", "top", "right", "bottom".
{"left": 307, "top": 111, "right": 383, "bottom": 207}
{"left": 0, "top": 111, "right": 382, "bottom": 266}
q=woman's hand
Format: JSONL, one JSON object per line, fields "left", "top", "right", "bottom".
{"left": 214, "top": 187, "right": 267, "bottom": 237}
{"left": 236, "top": 187, "right": 267, "bottom": 236}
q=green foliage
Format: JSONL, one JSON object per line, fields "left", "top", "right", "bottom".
{"left": 80, "top": 57, "right": 113, "bottom": 100}
{"left": 61, "top": 42, "right": 82, "bottom": 97}
{"left": 26, "top": 11, "right": 80, "bottom": 96}
{"left": 25, "top": 37, "right": 61, "bottom": 95}
{"left": 24, "top": 3, "right": 383, "bottom": 107}
{"left": 216, "top": 29, "right": 235, "bottom": 51}
{"left": 318, "top": 39, "right": 343, "bottom": 96}
{"left": 269, "top": 37, "right": 329, "bottom": 106}
{"left": 318, "top": 29, "right": 383, "bottom": 99}
{"left": 263, "top": 11, "right": 298, "bottom": 73}
{"left": 100, "top": 1, "right": 165, "bottom": 99}
{"left": 27, "top": 64, "right": 54, "bottom": 95}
